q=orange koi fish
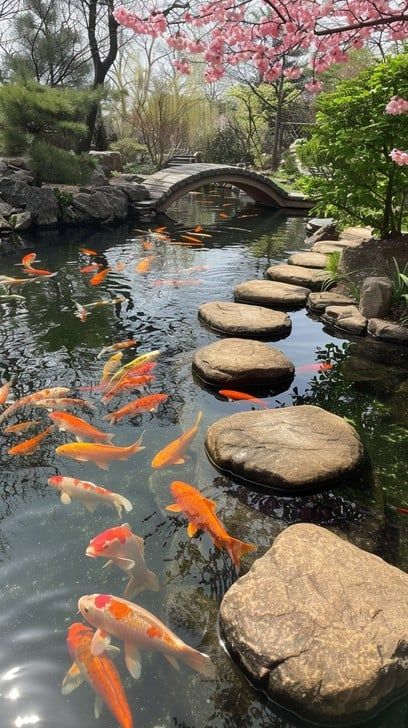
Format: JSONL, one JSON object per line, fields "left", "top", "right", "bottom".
{"left": 55, "top": 434, "right": 145, "bottom": 470}
{"left": 151, "top": 411, "right": 202, "bottom": 469}
{"left": 49, "top": 412, "right": 114, "bottom": 443}
{"left": 90, "top": 268, "right": 110, "bottom": 286}
{"left": 100, "top": 352, "right": 123, "bottom": 384}
{"left": 0, "top": 386, "right": 70, "bottom": 424}
{"left": 104, "top": 394, "right": 168, "bottom": 425}
{"left": 154, "top": 226, "right": 167, "bottom": 233}
{"left": 86, "top": 523, "right": 159, "bottom": 599}
{"left": 135, "top": 256, "right": 155, "bottom": 274}
{"left": 181, "top": 234, "right": 203, "bottom": 244}
{"left": 80, "top": 247, "right": 98, "bottom": 256}
{"left": 218, "top": 212, "right": 229, "bottom": 219}
{"left": 141, "top": 240, "right": 154, "bottom": 250}
{"left": 110, "top": 350, "right": 161, "bottom": 384}
{"left": 0, "top": 379, "right": 14, "bottom": 406}
{"left": 62, "top": 623, "right": 133, "bottom": 728}
{"left": 80, "top": 263, "right": 103, "bottom": 274}
{"left": 125, "top": 361, "right": 157, "bottom": 378}
{"left": 24, "top": 264, "right": 55, "bottom": 276}
{"left": 78, "top": 594, "right": 215, "bottom": 680}
{"left": 114, "top": 261, "right": 126, "bottom": 272}
{"left": 297, "top": 362, "right": 333, "bottom": 373}
{"left": 102, "top": 375, "right": 155, "bottom": 403}
{"left": 193, "top": 225, "right": 203, "bottom": 232}
{"left": 8, "top": 425, "right": 53, "bottom": 456}
{"left": 48, "top": 476, "right": 132, "bottom": 516}
{"left": 4, "top": 420, "right": 40, "bottom": 435}
{"left": 33, "top": 397, "right": 93, "bottom": 411}
{"left": 166, "top": 481, "right": 256, "bottom": 571}
{"left": 21, "top": 253, "right": 37, "bottom": 266}
{"left": 218, "top": 389, "right": 269, "bottom": 408}
{"left": 97, "top": 340, "right": 138, "bottom": 360}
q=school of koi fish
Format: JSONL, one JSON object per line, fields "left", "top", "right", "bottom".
{"left": 0, "top": 229, "right": 263, "bottom": 728}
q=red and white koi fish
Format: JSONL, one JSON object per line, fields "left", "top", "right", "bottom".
{"left": 33, "top": 397, "right": 93, "bottom": 412}
{"left": 49, "top": 412, "right": 114, "bottom": 443}
{"left": 48, "top": 476, "right": 133, "bottom": 516}
{"left": 97, "top": 340, "right": 138, "bottom": 360}
{"left": 0, "top": 386, "right": 70, "bottom": 424}
{"left": 151, "top": 411, "right": 202, "bottom": 469}
{"left": 297, "top": 362, "right": 333, "bottom": 373}
{"left": 86, "top": 523, "right": 159, "bottom": 599}
{"left": 166, "top": 481, "right": 257, "bottom": 571}
{"left": 8, "top": 426, "right": 53, "bottom": 456}
{"left": 104, "top": 394, "right": 168, "bottom": 425}
{"left": 218, "top": 389, "right": 269, "bottom": 408}
{"left": 55, "top": 434, "right": 144, "bottom": 470}
{"left": 78, "top": 594, "right": 215, "bottom": 680}
{"left": 62, "top": 623, "right": 133, "bottom": 728}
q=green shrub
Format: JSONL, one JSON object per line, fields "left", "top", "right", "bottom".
{"left": 109, "top": 138, "right": 148, "bottom": 165}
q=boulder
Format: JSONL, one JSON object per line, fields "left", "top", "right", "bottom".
{"left": 368, "top": 318, "right": 408, "bottom": 345}
{"left": 109, "top": 181, "right": 150, "bottom": 203}
{"left": 198, "top": 301, "right": 291, "bottom": 338}
{"left": 70, "top": 190, "right": 120, "bottom": 224}
{"left": 266, "top": 264, "right": 328, "bottom": 291}
{"left": 323, "top": 305, "right": 367, "bottom": 336}
{"left": 0, "top": 200, "right": 14, "bottom": 217}
{"left": 192, "top": 338, "right": 294, "bottom": 388}
{"left": 306, "top": 222, "right": 339, "bottom": 243}
{"left": 234, "top": 279, "right": 310, "bottom": 309}
{"left": 220, "top": 523, "right": 408, "bottom": 723}
{"left": 0, "top": 178, "right": 30, "bottom": 207}
{"left": 11, "top": 211, "right": 32, "bottom": 230}
{"left": 0, "top": 215, "right": 12, "bottom": 232}
{"left": 25, "top": 187, "right": 59, "bottom": 226}
{"left": 307, "top": 291, "right": 356, "bottom": 312}
{"left": 306, "top": 218, "right": 334, "bottom": 234}
{"left": 95, "top": 186, "right": 128, "bottom": 220}
{"left": 311, "top": 240, "right": 360, "bottom": 254}
{"left": 89, "top": 150, "right": 123, "bottom": 174}
{"left": 359, "top": 276, "right": 393, "bottom": 318}
{"left": 287, "top": 252, "right": 327, "bottom": 269}
{"left": 205, "top": 405, "right": 365, "bottom": 490}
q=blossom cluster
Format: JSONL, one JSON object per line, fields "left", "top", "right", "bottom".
{"left": 390, "top": 149, "right": 408, "bottom": 166}
{"left": 385, "top": 96, "right": 408, "bottom": 116}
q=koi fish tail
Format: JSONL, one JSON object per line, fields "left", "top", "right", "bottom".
{"left": 114, "top": 495, "right": 133, "bottom": 517}
{"left": 123, "top": 569, "right": 159, "bottom": 599}
{"left": 180, "top": 645, "right": 216, "bottom": 679}
{"left": 128, "top": 431, "right": 145, "bottom": 455}
{"left": 225, "top": 537, "right": 257, "bottom": 571}
{"left": 101, "top": 432, "right": 115, "bottom": 444}
{"left": 103, "top": 413, "right": 116, "bottom": 425}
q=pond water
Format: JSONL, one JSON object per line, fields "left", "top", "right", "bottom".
{"left": 0, "top": 188, "right": 407, "bottom": 728}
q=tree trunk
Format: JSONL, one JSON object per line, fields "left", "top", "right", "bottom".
{"left": 270, "top": 75, "right": 285, "bottom": 170}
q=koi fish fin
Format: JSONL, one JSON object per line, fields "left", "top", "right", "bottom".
{"left": 61, "top": 492, "right": 71, "bottom": 505}
{"left": 83, "top": 501, "right": 96, "bottom": 513}
{"left": 194, "top": 410, "right": 203, "bottom": 428}
{"left": 114, "top": 495, "right": 133, "bottom": 517}
{"left": 114, "top": 556, "right": 135, "bottom": 571}
{"left": 106, "top": 645, "right": 120, "bottom": 656}
{"left": 94, "top": 694, "right": 104, "bottom": 719}
{"left": 61, "top": 663, "right": 84, "bottom": 694}
{"left": 165, "top": 654, "right": 180, "bottom": 671}
{"left": 187, "top": 522, "right": 199, "bottom": 538}
{"left": 180, "top": 645, "right": 216, "bottom": 679}
{"left": 103, "top": 559, "right": 113, "bottom": 569}
{"left": 95, "top": 461, "right": 109, "bottom": 471}
{"left": 144, "top": 569, "right": 160, "bottom": 592}
{"left": 104, "top": 433, "right": 115, "bottom": 444}
{"left": 165, "top": 503, "right": 182, "bottom": 512}
{"left": 174, "top": 458, "right": 185, "bottom": 465}
{"left": 91, "top": 629, "right": 111, "bottom": 656}
{"left": 225, "top": 537, "right": 257, "bottom": 571}
{"left": 75, "top": 435, "right": 85, "bottom": 443}
{"left": 125, "top": 642, "right": 142, "bottom": 680}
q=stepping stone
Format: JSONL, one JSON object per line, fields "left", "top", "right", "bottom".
{"left": 323, "top": 305, "right": 367, "bottom": 336}
{"left": 368, "top": 318, "right": 408, "bottom": 344}
{"left": 234, "top": 279, "right": 310, "bottom": 309}
{"left": 266, "top": 263, "right": 328, "bottom": 291}
{"left": 341, "top": 225, "right": 373, "bottom": 240}
{"left": 307, "top": 291, "right": 356, "bottom": 312}
{"left": 192, "top": 338, "right": 294, "bottom": 388}
{"left": 287, "top": 252, "right": 327, "bottom": 269}
{"left": 205, "top": 405, "right": 365, "bottom": 490}
{"left": 306, "top": 217, "right": 334, "bottom": 233}
{"left": 220, "top": 523, "right": 408, "bottom": 723}
{"left": 311, "top": 239, "right": 360, "bottom": 254}
{"left": 198, "top": 301, "right": 291, "bottom": 338}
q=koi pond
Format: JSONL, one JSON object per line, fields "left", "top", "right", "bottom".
{"left": 0, "top": 188, "right": 407, "bottom": 728}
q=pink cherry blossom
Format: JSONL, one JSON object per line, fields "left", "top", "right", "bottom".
{"left": 385, "top": 96, "right": 408, "bottom": 115}
{"left": 390, "top": 149, "right": 408, "bottom": 166}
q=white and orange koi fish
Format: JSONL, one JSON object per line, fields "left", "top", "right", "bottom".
{"left": 48, "top": 476, "right": 132, "bottom": 516}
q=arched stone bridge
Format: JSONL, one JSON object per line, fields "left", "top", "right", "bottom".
{"left": 135, "top": 163, "right": 312, "bottom": 212}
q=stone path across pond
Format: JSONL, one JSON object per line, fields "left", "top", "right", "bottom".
{"left": 198, "top": 301, "right": 292, "bottom": 338}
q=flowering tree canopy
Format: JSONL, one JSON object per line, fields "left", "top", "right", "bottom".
{"left": 385, "top": 96, "right": 408, "bottom": 166}
{"left": 114, "top": 1, "right": 408, "bottom": 86}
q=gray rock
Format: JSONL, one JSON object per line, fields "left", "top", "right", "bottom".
{"left": 323, "top": 305, "right": 367, "bottom": 336}
{"left": 88, "top": 164, "right": 110, "bottom": 187}
{"left": 9, "top": 169, "right": 34, "bottom": 185}
{"left": 205, "top": 405, "right": 365, "bottom": 490}
{"left": 25, "top": 187, "right": 59, "bottom": 226}
{"left": 307, "top": 291, "right": 356, "bottom": 312}
{"left": 11, "top": 211, "right": 32, "bottom": 230}
{"left": 0, "top": 161, "right": 9, "bottom": 174}
{"left": 311, "top": 240, "right": 359, "bottom": 254}
{"left": 306, "top": 222, "right": 339, "bottom": 243}
{"left": 0, "top": 215, "right": 12, "bottom": 231}
{"left": 287, "top": 252, "right": 327, "bottom": 269}
{"left": 0, "top": 178, "right": 30, "bottom": 207}
{"left": 95, "top": 186, "right": 128, "bottom": 220}
{"left": 0, "top": 200, "right": 14, "bottom": 217}
{"left": 234, "top": 279, "right": 310, "bottom": 309}
{"left": 193, "top": 338, "right": 294, "bottom": 388}
{"left": 198, "top": 301, "right": 291, "bottom": 338}
{"left": 359, "top": 276, "right": 393, "bottom": 318}
{"left": 107, "top": 181, "right": 150, "bottom": 203}
{"left": 306, "top": 218, "right": 334, "bottom": 234}
{"left": 368, "top": 318, "right": 408, "bottom": 344}
{"left": 70, "top": 191, "right": 116, "bottom": 223}
{"left": 220, "top": 523, "right": 408, "bottom": 722}
{"left": 89, "top": 150, "right": 123, "bottom": 174}
{"left": 266, "top": 263, "right": 328, "bottom": 291}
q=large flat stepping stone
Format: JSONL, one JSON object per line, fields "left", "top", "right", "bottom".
{"left": 266, "top": 264, "right": 328, "bottom": 291}
{"left": 220, "top": 523, "right": 408, "bottom": 723}
{"left": 192, "top": 338, "right": 294, "bottom": 388}
{"left": 198, "top": 301, "right": 291, "bottom": 338}
{"left": 205, "top": 405, "right": 365, "bottom": 490}
{"left": 287, "top": 252, "right": 327, "bottom": 268}
{"left": 234, "top": 279, "right": 310, "bottom": 309}
{"left": 307, "top": 291, "right": 356, "bottom": 312}
{"left": 311, "top": 239, "right": 361, "bottom": 254}
{"left": 323, "top": 305, "right": 367, "bottom": 336}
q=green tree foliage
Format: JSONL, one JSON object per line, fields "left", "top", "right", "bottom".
{"left": 202, "top": 125, "right": 252, "bottom": 165}
{"left": 0, "top": 81, "right": 96, "bottom": 184}
{"left": 3, "top": 0, "right": 90, "bottom": 87}
{"left": 299, "top": 54, "right": 408, "bottom": 238}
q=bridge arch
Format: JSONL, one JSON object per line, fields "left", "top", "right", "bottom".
{"left": 136, "top": 163, "right": 312, "bottom": 212}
